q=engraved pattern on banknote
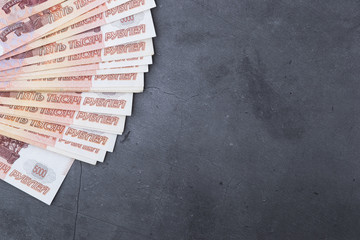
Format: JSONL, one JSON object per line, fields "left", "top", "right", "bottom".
{"left": 0, "top": 135, "right": 28, "bottom": 164}
{"left": 0, "top": 4, "right": 66, "bottom": 43}
{"left": 1, "top": 0, "right": 48, "bottom": 14}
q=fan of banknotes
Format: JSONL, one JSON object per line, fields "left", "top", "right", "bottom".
{"left": 0, "top": 0, "right": 156, "bottom": 204}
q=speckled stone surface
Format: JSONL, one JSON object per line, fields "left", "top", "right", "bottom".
{"left": 1, "top": 1, "right": 360, "bottom": 239}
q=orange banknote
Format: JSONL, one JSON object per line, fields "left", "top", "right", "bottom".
{"left": 0, "top": 10, "right": 156, "bottom": 70}
{"left": 0, "top": 114, "right": 117, "bottom": 151}
{"left": 0, "top": 104, "right": 126, "bottom": 134}
{"left": 0, "top": 122, "right": 101, "bottom": 164}
{"left": 0, "top": 0, "right": 109, "bottom": 56}
{"left": 0, "top": 0, "right": 156, "bottom": 60}
{"left": 0, "top": 133, "right": 74, "bottom": 205}
{"left": 0, "top": 0, "right": 66, "bottom": 29}
{"left": 0, "top": 92, "right": 134, "bottom": 115}
{"left": 0, "top": 65, "right": 148, "bottom": 80}
{"left": 0, "top": 55, "right": 152, "bottom": 77}
{"left": 0, "top": 38, "right": 153, "bottom": 72}
{"left": 0, "top": 72, "right": 145, "bottom": 92}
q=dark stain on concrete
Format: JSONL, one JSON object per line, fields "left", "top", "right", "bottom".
{"left": 242, "top": 53, "right": 306, "bottom": 140}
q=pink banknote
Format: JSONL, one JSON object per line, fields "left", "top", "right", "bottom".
{"left": 0, "top": 54, "right": 152, "bottom": 77}
{"left": 0, "top": 10, "right": 156, "bottom": 70}
{"left": 0, "top": 114, "right": 118, "bottom": 151}
{"left": 0, "top": 0, "right": 109, "bottom": 56}
{"left": 0, "top": 105, "right": 126, "bottom": 134}
{"left": 0, "top": 92, "right": 134, "bottom": 115}
{"left": 0, "top": 122, "right": 101, "bottom": 164}
{"left": 0, "top": 0, "right": 66, "bottom": 29}
{"left": 0, "top": 72, "right": 145, "bottom": 92}
{"left": 0, "top": 65, "right": 148, "bottom": 80}
{"left": 0, "top": 38, "right": 153, "bottom": 72}
{"left": 0, "top": 0, "right": 156, "bottom": 60}
{"left": 0, "top": 133, "right": 74, "bottom": 204}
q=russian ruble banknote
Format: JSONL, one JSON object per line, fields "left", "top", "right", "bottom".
{"left": 0, "top": 72, "right": 145, "bottom": 92}
{"left": 0, "top": 0, "right": 66, "bottom": 29}
{"left": 0, "top": 133, "right": 74, "bottom": 205}
{"left": 0, "top": 105, "right": 126, "bottom": 134}
{"left": 0, "top": 122, "right": 105, "bottom": 164}
{"left": 0, "top": 0, "right": 110, "bottom": 55}
{"left": 0, "top": 10, "right": 156, "bottom": 70}
{"left": 0, "top": 92, "right": 134, "bottom": 115}
{"left": 0, "top": 0, "right": 156, "bottom": 60}
{"left": 0, "top": 0, "right": 157, "bottom": 204}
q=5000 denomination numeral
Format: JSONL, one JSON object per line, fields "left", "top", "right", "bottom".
{"left": 32, "top": 164, "right": 48, "bottom": 178}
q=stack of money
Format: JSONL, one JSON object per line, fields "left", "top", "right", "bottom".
{"left": 0, "top": 0, "right": 156, "bottom": 205}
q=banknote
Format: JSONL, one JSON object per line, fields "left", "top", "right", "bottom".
{"left": 0, "top": 122, "right": 107, "bottom": 163}
{"left": 23, "top": 87, "right": 144, "bottom": 92}
{"left": 0, "top": 86, "right": 143, "bottom": 93}
{"left": 47, "top": 0, "right": 134, "bottom": 32}
{"left": 0, "top": 0, "right": 156, "bottom": 60}
{"left": 0, "top": 123, "right": 99, "bottom": 164}
{"left": 0, "top": 57, "right": 150, "bottom": 78}
{"left": 0, "top": 72, "right": 145, "bottom": 92}
{"left": 0, "top": 38, "right": 153, "bottom": 73}
{"left": 0, "top": 65, "right": 148, "bottom": 80}
{"left": 0, "top": 10, "right": 156, "bottom": 70}
{"left": 54, "top": 139, "right": 106, "bottom": 163}
{"left": 0, "top": 122, "right": 106, "bottom": 163}
{"left": 0, "top": 105, "right": 126, "bottom": 134}
{"left": 0, "top": 0, "right": 131, "bottom": 63}
{"left": 46, "top": 0, "right": 130, "bottom": 33}
{"left": 0, "top": 0, "right": 66, "bottom": 29}
{"left": 0, "top": 133, "right": 74, "bottom": 205}
{"left": 37, "top": 0, "right": 135, "bottom": 38}
{"left": 0, "top": 92, "right": 133, "bottom": 115}
{"left": 0, "top": 114, "right": 117, "bottom": 151}
{"left": 0, "top": 0, "right": 109, "bottom": 56}
{"left": 0, "top": 54, "right": 152, "bottom": 76}
{"left": 3, "top": 59, "right": 151, "bottom": 79}
{"left": 47, "top": 0, "right": 155, "bottom": 36}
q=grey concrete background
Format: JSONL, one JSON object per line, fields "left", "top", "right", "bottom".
{"left": 1, "top": 0, "right": 360, "bottom": 239}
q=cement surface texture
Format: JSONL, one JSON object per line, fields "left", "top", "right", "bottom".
{"left": 1, "top": 1, "right": 359, "bottom": 239}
